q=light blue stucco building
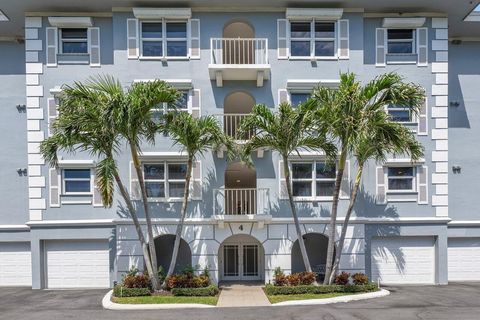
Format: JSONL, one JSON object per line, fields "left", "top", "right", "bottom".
{"left": 0, "top": 1, "right": 478, "bottom": 289}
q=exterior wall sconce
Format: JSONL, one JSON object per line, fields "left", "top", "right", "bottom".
{"left": 17, "top": 168, "right": 27, "bottom": 176}
{"left": 449, "top": 101, "right": 460, "bottom": 108}
{"left": 452, "top": 166, "right": 461, "bottom": 174}
{"left": 16, "top": 104, "right": 26, "bottom": 112}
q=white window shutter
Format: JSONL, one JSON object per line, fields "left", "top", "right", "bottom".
{"left": 278, "top": 89, "right": 290, "bottom": 104}
{"left": 278, "top": 160, "right": 289, "bottom": 199}
{"left": 375, "top": 28, "right": 387, "bottom": 67}
{"left": 47, "top": 97, "right": 58, "bottom": 136}
{"left": 339, "top": 160, "right": 351, "bottom": 199}
{"left": 190, "top": 160, "right": 202, "bottom": 200}
{"left": 49, "top": 167, "right": 60, "bottom": 207}
{"left": 338, "top": 19, "right": 349, "bottom": 59}
{"left": 417, "top": 165, "right": 428, "bottom": 204}
{"left": 417, "top": 28, "right": 428, "bottom": 67}
{"left": 88, "top": 27, "right": 101, "bottom": 67}
{"left": 130, "top": 161, "right": 141, "bottom": 200}
{"left": 277, "top": 19, "right": 289, "bottom": 59}
{"left": 376, "top": 166, "right": 387, "bottom": 204}
{"left": 46, "top": 27, "right": 58, "bottom": 67}
{"left": 93, "top": 170, "right": 103, "bottom": 207}
{"left": 418, "top": 97, "right": 428, "bottom": 135}
{"left": 190, "top": 89, "right": 201, "bottom": 118}
{"left": 127, "top": 18, "right": 139, "bottom": 59}
{"left": 189, "top": 19, "right": 200, "bottom": 59}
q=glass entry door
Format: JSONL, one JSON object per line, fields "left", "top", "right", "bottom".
{"left": 222, "top": 243, "right": 260, "bottom": 281}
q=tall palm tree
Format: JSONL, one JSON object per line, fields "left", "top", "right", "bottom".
{"left": 161, "top": 112, "right": 235, "bottom": 280}
{"left": 313, "top": 72, "right": 425, "bottom": 284}
{"left": 239, "top": 101, "right": 337, "bottom": 273}
{"left": 41, "top": 76, "right": 179, "bottom": 291}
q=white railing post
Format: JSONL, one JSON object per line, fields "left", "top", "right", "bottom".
{"left": 210, "top": 38, "right": 268, "bottom": 66}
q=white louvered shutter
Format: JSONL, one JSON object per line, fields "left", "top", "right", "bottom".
{"left": 190, "top": 89, "right": 201, "bottom": 118}
{"left": 127, "top": 19, "right": 139, "bottom": 59}
{"left": 190, "top": 161, "right": 202, "bottom": 200}
{"left": 130, "top": 161, "right": 141, "bottom": 200}
{"left": 277, "top": 19, "right": 289, "bottom": 59}
{"left": 48, "top": 98, "right": 58, "bottom": 136}
{"left": 278, "top": 89, "right": 289, "bottom": 104}
{"left": 376, "top": 166, "right": 387, "bottom": 204}
{"left": 49, "top": 167, "right": 60, "bottom": 207}
{"left": 93, "top": 170, "right": 103, "bottom": 207}
{"left": 418, "top": 97, "right": 428, "bottom": 135}
{"left": 417, "top": 28, "right": 428, "bottom": 67}
{"left": 46, "top": 27, "right": 58, "bottom": 67}
{"left": 88, "top": 27, "right": 101, "bottom": 67}
{"left": 278, "top": 160, "right": 289, "bottom": 199}
{"left": 339, "top": 160, "right": 351, "bottom": 199}
{"left": 189, "top": 19, "right": 200, "bottom": 59}
{"left": 417, "top": 165, "right": 428, "bottom": 204}
{"left": 375, "top": 28, "right": 387, "bottom": 67}
{"left": 338, "top": 19, "right": 349, "bottom": 59}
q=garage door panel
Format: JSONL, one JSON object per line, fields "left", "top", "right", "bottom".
{"left": 371, "top": 237, "right": 435, "bottom": 285}
{"left": 46, "top": 240, "right": 110, "bottom": 289}
{"left": 448, "top": 238, "right": 480, "bottom": 281}
{"left": 0, "top": 242, "right": 32, "bottom": 287}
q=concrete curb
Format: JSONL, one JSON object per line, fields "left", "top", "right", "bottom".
{"left": 101, "top": 290, "right": 216, "bottom": 310}
{"left": 271, "top": 289, "right": 391, "bottom": 306}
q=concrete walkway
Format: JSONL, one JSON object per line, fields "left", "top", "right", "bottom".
{"left": 217, "top": 282, "right": 271, "bottom": 307}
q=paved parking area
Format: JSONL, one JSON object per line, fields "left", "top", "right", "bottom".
{"left": 1, "top": 283, "right": 480, "bottom": 320}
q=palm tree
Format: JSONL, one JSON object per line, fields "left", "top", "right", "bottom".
{"left": 41, "top": 76, "right": 179, "bottom": 291}
{"left": 161, "top": 112, "right": 235, "bottom": 280}
{"left": 239, "top": 101, "right": 337, "bottom": 274}
{"left": 313, "top": 72, "right": 425, "bottom": 284}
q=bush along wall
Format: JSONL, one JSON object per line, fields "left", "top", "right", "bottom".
{"left": 265, "top": 283, "right": 379, "bottom": 295}
{"left": 171, "top": 285, "right": 219, "bottom": 296}
{"left": 113, "top": 285, "right": 151, "bottom": 297}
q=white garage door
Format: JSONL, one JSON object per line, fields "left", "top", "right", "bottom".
{"left": 448, "top": 238, "right": 480, "bottom": 282}
{"left": 371, "top": 237, "right": 435, "bottom": 284}
{"left": 45, "top": 240, "right": 110, "bottom": 289}
{"left": 0, "top": 242, "right": 32, "bottom": 286}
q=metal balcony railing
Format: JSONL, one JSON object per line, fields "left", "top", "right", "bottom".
{"left": 213, "top": 188, "right": 269, "bottom": 216}
{"left": 210, "top": 38, "right": 269, "bottom": 65}
{"left": 216, "top": 114, "right": 253, "bottom": 141}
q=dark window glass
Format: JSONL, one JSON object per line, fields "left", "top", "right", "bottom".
{"left": 168, "top": 91, "right": 189, "bottom": 110}
{"left": 166, "top": 41, "right": 187, "bottom": 56}
{"left": 315, "top": 41, "right": 335, "bottom": 56}
{"left": 145, "top": 182, "right": 165, "bottom": 197}
{"left": 290, "top": 22, "right": 311, "bottom": 38}
{"left": 169, "top": 182, "right": 186, "bottom": 197}
{"left": 388, "top": 179, "right": 413, "bottom": 190}
{"left": 168, "top": 164, "right": 187, "bottom": 179}
{"left": 388, "top": 107, "right": 412, "bottom": 122}
{"left": 144, "top": 164, "right": 165, "bottom": 179}
{"left": 61, "top": 28, "right": 87, "bottom": 39}
{"left": 315, "top": 23, "right": 335, "bottom": 38}
{"left": 388, "top": 42, "right": 413, "bottom": 54}
{"left": 291, "top": 41, "right": 310, "bottom": 56}
{"left": 290, "top": 93, "right": 311, "bottom": 106}
{"left": 316, "top": 163, "right": 336, "bottom": 179}
{"left": 292, "top": 181, "right": 312, "bottom": 197}
{"left": 142, "top": 41, "right": 163, "bottom": 56}
{"left": 388, "top": 167, "right": 414, "bottom": 177}
{"left": 388, "top": 29, "right": 413, "bottom": 40}
{"left": 65, "top": 180, "right": 91, "bottom": 193}
{"left": 316, "top": 181, "right": 335, "bottom": 197}
{"left": 64, "top": 169, "right": 90, "bottom": 179}
{"left": 166, "top": 23, "right": 187, "bottom": 38}
{"left": 292, "top": 163, "right": 312, "bottom": 179}
{"left": 142, "top": 23, "right": 162, "bottom": 38}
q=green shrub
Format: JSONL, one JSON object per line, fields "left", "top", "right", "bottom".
{"left": 273, "top": 267, "right": 288, "bottom": 286}
{"left": 165, "top": 272, "right": 211, "bottom": 289}
{"left": 171, "top": 285, "right": 219, "bottom": 296}
{"left": 351, "top": 272, "right": 369, "bottom": 285}
{"left": 264, "top": 283, "right": 378, "bottom": 295}
{"left": 335, "top": 272, "right": 350, "bottom": 285}
{"left": 113, "top": 285, "right": 151, "bottom": 297}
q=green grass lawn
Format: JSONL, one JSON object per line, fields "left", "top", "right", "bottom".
{"left": 112, "top": 295, "right": 219, "bottom": 306}
{"left": 267, "top": 292, "right": 360, "bottom": 304}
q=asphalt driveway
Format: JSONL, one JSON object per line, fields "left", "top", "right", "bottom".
{"left": 1, "top": 283, "right": 480, "bottom": 320}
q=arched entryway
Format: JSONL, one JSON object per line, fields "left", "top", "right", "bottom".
{"left": 224, "top": 161, "right": 257, "bottom": 215}
{"left": 223, "top": 91, "right": 255, "bottom": 140}
{"left": 154, "top": 235, "right": 192, "bottom": 273}
{"left": 291, "top": 233, "right": 330, "bottom": 280}
{"left": 222, "top": 20, "right": 255, "bottom": 64}
{"left": 219, "top": 234, "right": 264, "bottom": 281}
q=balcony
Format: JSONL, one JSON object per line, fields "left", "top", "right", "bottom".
{"left": 216, "top": 114, "right": 253, "bottom": 142}
{"left": 209, "top": 38, "right": 270, "bottom": 87}
{"left": 213, "top": 188, "right": 271, "bottom": 226}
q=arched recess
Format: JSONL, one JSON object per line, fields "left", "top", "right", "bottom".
{"left": 218, "top": 234, "right": 265, "bottom": 281}
{"left": 222, "top": 20, "right": 255, "bottom": 64}
{"left": 291, "top": 233, "right": 330, "bottom": 280}
{"left": 223, "top": 91, "right": 255, "bottom": 140}
{"left": 154, "top": 234, "right": 192, "bottom": 273}
{"left": 223, "top": 20, "right": 255, "bottom": 38}
{"left": 224, "top": 161, "right": 257, "bottom": 215}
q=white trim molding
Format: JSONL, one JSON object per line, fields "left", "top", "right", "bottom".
{"left": 286, "top": 8, "right": 344, "bottom": 20}
{"left": 133, "top": 7, "right": 192, "bottom": 19}
{"left": 48, "top": 16, "right": 93, "bottom": 28}
{"left": 382, "top": 17, "right": 426, "bottom": 28}
{"left": 286, "top": 79, "right": 340, "bottom": 90}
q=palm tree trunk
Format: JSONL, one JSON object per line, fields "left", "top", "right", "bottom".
{"left": 166, "top": 157, "right": 193, "bottom": 281}
{"left": 130, "top": 145, "right": 160, "bottom": 291}
{"left": 324, "top": 149, "right": 347, "bottom": 284}
{"left": 328, "top": 164, "right": 363, "bottom": 284}
{"left": 112, "top": 171, "right": 156, "bottom": 283}
{"left": 283, "top": 155, "right": 312, "bottom": 273}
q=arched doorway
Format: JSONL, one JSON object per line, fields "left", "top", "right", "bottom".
{"left": 222, "top": 21, "right": 255, "bottom": 64}
{"left": 154, "top": 235, "right": 192, "bottom": 273}
{"left": 224, "top": 161, "right": 257, "bottom": 215}
{"left": 219, "top": 234, "right": 264, "bottom": 281}
{"left": 291, "top": 233, "right": 330, "bottom": 280}
{"left": 223, "top": 91, "right": 255, "bottom": 140}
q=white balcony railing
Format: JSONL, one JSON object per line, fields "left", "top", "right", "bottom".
{"left": 216, "top": 114, "right": 253, "bottom": 141}
{"left": 213, "top": 188, "right": 270, "bottom": 216}
{"left": 210, "top": 38, "right": 269, "bottom": 65}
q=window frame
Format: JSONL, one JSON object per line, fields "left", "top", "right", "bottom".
{"left": 143, "top": 160, "right": 188, "bottom": 201}
{"left": 290, "top": 160, "right": 336, "bottom": 201}
{"left": 140, "top": 19, "right": 188, "bottom": 59}
{"left": 62, "top": 168, "right": 92, "bottom": 196}
{"left": 289, "top": 90, "right": 313, "bottom": 107}
{"left": 59, "top": 28, "right": 89, "bottom": 55}
{"left": 386, "top": 166, "right": 417, "bottom": 193}
{"left": 385, "top": 104, "right": 417, "bottom": 124}
{"left": 289, "top": 19, "right": 337, "bottom": 59}
{"left": 150, "top": 89, "right": 190, "bottom": 122}
{"left": 386, "top": 28, "right": 416, "bottom": 55}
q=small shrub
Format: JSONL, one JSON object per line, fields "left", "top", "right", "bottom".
{"left": 123, "top": 273, "right": 151, "bottom": 288}
{"left": 273, "top": 267, "right": 288, "bottom": 286}
{"left": 171, "top": 285, "right": 219, "bottom": 297}
{"left": 286, "top": 273, "right": 301, "bottom": 286}
{"left": 264, "top": 283, "right": 378, "bottom": 296}
{"left": 351, "top": 272, "right": 369, "bottom": 285}
{"left": 157, "top": 266, "right": 166, "bottom": 284}
{"left": 113, "top": 285, "right": 150, "bottom": 297}
{"left": 165, "top": 272, "right": 211, "bottom": 290}
{"left": 335, "top": 272, "right": 350, "bottom": 285}
{"left": 298, "top": 272, "right": 316, "bottom": 285}
{"left": 200, "top": 266, "right": 210, "bottom": 278}
{"left": 181, "top": 265, "right": 195, "bottom": 276}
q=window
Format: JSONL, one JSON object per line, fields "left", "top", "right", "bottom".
{"left": 387, "top": 29, "right": 415, "bottom": 54}
{"left": 140, "top": 21, "right": 187, "bottom": 58}
{"left": 151, "top": 90, "right": 189, "bottom": 123}
{"left": 387, "top": 167, "right": 415, "bottom": 192}
{"left": 144, "top": 162, "right": 187, "bottom": 199}
{"left": 290, "top": 21, "right": 335, "bottom": 57}
{"left": 290, "top": 92, "right": 312, "bottom": 107}
{"left": 63, "top": 169, "right": 91, "bottom": 194}
{"left": 387, "top": 104, "right": 415, "bottom": 123}
{"left": 60, "top": 28, "right": 88, "bottom": 54}
{"left": 291, "top": 160, "right": 336, "bottom": 199}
